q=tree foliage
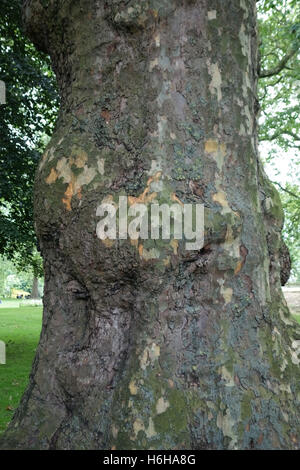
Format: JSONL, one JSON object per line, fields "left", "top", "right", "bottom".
{"left": 258, "top": 0, "right": 300, "bottom": 280}
{"left": 280, "top": 184, "right": 300, "bottom": 281}
{"left": 258, "top": 0, "right": 300, "bottom": 153}
{"left": 0, "top": 0, "right": 58, "bottom": 269}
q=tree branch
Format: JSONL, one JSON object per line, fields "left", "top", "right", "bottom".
{"left": 260, "top": 130, "right": 300, "bottom": 142}
{"left": 259, "top": 46, "right": 298, "bottom": 78}
{"left": 272, "top": 181, "right": 300, "bottom": 200}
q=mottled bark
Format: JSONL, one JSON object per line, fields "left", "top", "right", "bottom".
{"left": 1, "top": 0, "right": 300, "bottom": 450}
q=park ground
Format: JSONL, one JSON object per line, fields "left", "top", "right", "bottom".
{"left": 0, "top": 288, "right": 299, "bottom": 436}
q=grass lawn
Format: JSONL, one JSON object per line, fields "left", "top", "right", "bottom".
{"left": 0, "top": 305, "right": 42, "bottom": 435}
{"left": 293, "top": 315, "right": 300, "bottom": 325}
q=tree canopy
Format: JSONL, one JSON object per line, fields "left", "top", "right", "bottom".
{"left": 0, "top": 0, "right": 58, "bottom": 270}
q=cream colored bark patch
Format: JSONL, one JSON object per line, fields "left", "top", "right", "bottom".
{"left": 133, "top": 417, "right": 156, "bottom": 439}
{"left": 212, "top": 191, "right": 231, "bottom": 214}
{"left": 133, "top": 418, "right": 144, "bottom": 436}
{"left": 208, "top": 10, "right": 217, "bottom": 20}
{"left": 205, "top": 140, "right": 218, "bottom": 153}
{"left": 45, "top": 151, "right": 97, "bottom": 211}
{"left": 170, "top": 239, "right": 179, "bottom": 255}
{"left": 156, "top": 397, "right": 170, "bottom": 415}
{"left": 71, "top": 148, "right": 88, "bottom": 168}
{"left": 205, "top": 140, "right": 226, "bottom": 171}
{"left": 112, "top": 424, "right": 119, "bottom": 439}
{"left": 220, "top": 365, "right": 234, "bottom": 387}
{"left": 217, "top": 408, "right": 237, "bottom": 449}
{"left": 154, "top": 33, "right": 160, "bottom": 47}
{"left": 239, "top": 23, "right": 251, "bottom": 59}
{"left": 140, "top": 247, "right": 160, "bottom": 261}
{"left": 97, "top": 158, "right": 105, "bottom": 175}
{"left": 140, "top": 343, "right": 160, "bottom": 370}
{"left": 224, "top": 225, "right": 241, "bottom": 260}
{"left": 207, "top": 62, "right": 222, "bottom": 102}
{"left": 129, "top": 380, "right": 138, "bottom": 395}
{"left": 221, "top": 287, "right": 233, "bottom": 305}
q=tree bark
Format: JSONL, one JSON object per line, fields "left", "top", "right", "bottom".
{"left": 1, "top": 0, "right": 300, "bottom": 450}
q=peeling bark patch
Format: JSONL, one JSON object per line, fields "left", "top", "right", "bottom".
{"left": 128, "top": 172, "right": 161, "bottom": 206}
{"left": 102, "top": 238, "right": 115, "bottom": 248}
{"left": 170, "top": 239, "right": 178, "bottom": 255}
{"left": 208, "top": 10, "right": 217, "bottom": 20}
{"left": 207, "top": 62, "right": 222, "bottom": 102}
{"left": 140, "top": 343, "right": 160, "bottom": 370}
{"left": 212, "top": 191, "right": 231, "bottom": 214}
{"left": 154, "top": 33, "right": 160, "bottom": 47}
{"left": 234, "top": 244, "right": 248, "bottom": 274}
{"left": 112, "top": 425, "right": 119, "bottom": 439}
{"left": 97, "top": 158, "right": 105, "bottom": 175}
{"left": 129, "top": 380, "right": 138, "bottom": 395}
{"left": 61, "top": 166, "right": 97, "bottom": 211}
{"left": 221, "top": 287, "right": 233, "bottom": 305}
{"left": 62, "top": 181, "right": 74, "bottom": 211}
{"left": 205, "top": 141, "right": 226, "bottom": 171}
{"left": 45, "top": 151, "right": 97, "bottom": 210}
{"left": 156, "top": 397, "right": 170, "bottom": 415}
{"left": 220, "top": 366, "right": 235, "bottom": 387}
{"left": 45, "top": 168, "right": 58, "bottom": 184}
{"left": 205, "top": 140, "right": 218, "bottom": 153}
{"left": 71, "top": 148, "right": 88, "bottom": 168}
{"left": 217, "top": 408, "right": 237, "bottom": 449}
{"left": 140, "top": 247, "right": 160, "bottom": 261}
{"left": 171, "top": 192, "right": 184, "bottom": 206}
{"left": 133, "top": 417, "right": 156, "bottom": 440}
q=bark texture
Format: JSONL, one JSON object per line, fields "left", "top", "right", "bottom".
{"left": 1, "top": 0, "right": 300, "bottom": 450}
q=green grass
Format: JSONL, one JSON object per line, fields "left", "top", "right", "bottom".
{"left": 0, "top": 306, "right": 42, "bottom": 435}
{"left": 293, "top": 315, "right": 300, "bottom": 325}
{"left": 0, "top": 299, "right": 42, "bottom": 309}
{"left": 0, "top": 299, "right": 24, "bottom": 309}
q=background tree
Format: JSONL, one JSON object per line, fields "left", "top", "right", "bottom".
{"left": 0, "top": 0, "right": 58, "bottom": 274}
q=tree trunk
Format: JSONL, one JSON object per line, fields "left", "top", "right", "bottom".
{"left": 1, "top": 0, "right": 300, "bottom": 450}
{"left": 30, "top": 276, "right": 40, "bottom": 299}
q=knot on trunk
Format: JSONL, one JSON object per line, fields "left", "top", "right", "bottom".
{"left": 66, "top": 280, "right": 89, "bottom": 299}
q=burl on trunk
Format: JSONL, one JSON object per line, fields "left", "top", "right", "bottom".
{"left": 1, "top": 0, "right": 300, "bottom": 450}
